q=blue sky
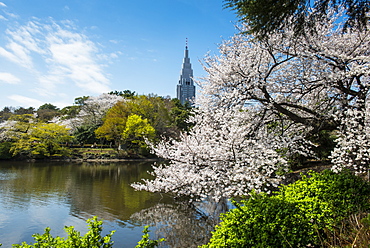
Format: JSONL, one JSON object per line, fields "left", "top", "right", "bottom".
{"left": 0, "top": 0, "right": 238, "bottom": 109}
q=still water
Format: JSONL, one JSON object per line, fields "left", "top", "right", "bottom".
{"left": 0, "top": 161, "right": 213, "bottom": 247}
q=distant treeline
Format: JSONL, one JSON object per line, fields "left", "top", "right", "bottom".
{"left": 0, "top": 90, "right": 193, "bottom": 159}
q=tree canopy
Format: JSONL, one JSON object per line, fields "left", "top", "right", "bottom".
{"left": 224, "top": 0, "right": 369, "bottom": 37}
{"left": 95, "top": 94, "right": 189, "bottom": 154}
{"left": 0, "top": 115, "right": 72, "bottom": 158}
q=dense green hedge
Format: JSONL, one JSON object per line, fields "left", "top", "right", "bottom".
{"left": 202, "top": 170, "right": 370, "bottom": 248}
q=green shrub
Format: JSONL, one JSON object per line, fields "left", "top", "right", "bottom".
{"left": 135, "top": 225, "right": 165, "bottom": 248}
{"left": 275, "top": 169, "right": 370, "bottom": 229}
{"left": 201, "top": 192, "right": 312, "bottom": 248}
{"left": 11, "top": 216, "right": 115, "bottom": 248}
{"left": 0, "top": 141, "right": 13, "bottom": 159}
{"left": 202, "top": 170, "right": 370, "bottom": 248}
{"left": 2, "top": 216, "right": 165, "bottom": 248}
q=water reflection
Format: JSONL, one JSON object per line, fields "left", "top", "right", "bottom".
{"left": 0, "top": 161, "right": 215, "bottom": 247}
{"left": 131, "top": 203, "right": 216, "bottom": 248}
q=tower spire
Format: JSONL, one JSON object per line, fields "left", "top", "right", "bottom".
{"left": 177, "top": 39, "right": 195, "bottom": 105}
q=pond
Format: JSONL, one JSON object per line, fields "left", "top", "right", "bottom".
{"left": 0, "top": 161, "right": 214, "bottom": 247}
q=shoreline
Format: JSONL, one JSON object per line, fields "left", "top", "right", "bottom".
{"left": 0, "top": 157, "right": 165, "bottom": 163}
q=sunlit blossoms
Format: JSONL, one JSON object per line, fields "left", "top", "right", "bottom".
{"left": 331, "top": 103, "right": 370, "bottom": 174}
{"left": 133, "top": 10, "right": 370, "bottom": 201}
{"left": 132, "top": 106, "right": 289, "bottom": 202}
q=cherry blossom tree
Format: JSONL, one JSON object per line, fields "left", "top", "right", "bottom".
{"left": 133, "top": 10, "right": 370, "bottom": 202}
{"left": 132, "top": 105, "right": 290, "bottom": 202}
{"left": 54, "top": 93, "right": 123, "bottom": 133}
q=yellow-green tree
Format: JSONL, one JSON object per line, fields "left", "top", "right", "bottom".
{"left": 95, "top": 94, "right": 192, "bottom": 155}
{"left": 95, "top": 96, "right": 158, "bottom": 146}
{"left": 10, "top": 122, "right": 72, "bottom": 158}
{"left": 94, "top": 101, "right": 129, "bottom": 147}
{"left": 122, "top": 114, "right": 155, "bottom": 150}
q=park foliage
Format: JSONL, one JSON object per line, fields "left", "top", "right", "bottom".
{"left": 0, "top": 92, "right": 192, "bottom": 159}
{"left": 0, "top": 217, "right": 164, "bottom": 248}
{"left": 202, "top": 170, "right": 370, "bottom": 247}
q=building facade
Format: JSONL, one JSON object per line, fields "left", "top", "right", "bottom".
{"left": 177, "top": 43, "right": 195, "bottom": 105}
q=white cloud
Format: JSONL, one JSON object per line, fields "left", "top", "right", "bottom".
{"left": 0, "top": 2, "right": 6, "bottom": 7}
{"left": 45, "top": 26, "right": 111, "bottom": 93}
{"left": 0, "top": 18, "right": 113, "bottom": 97}
{"left": 0, "top": 41, "right": 34, "bottom": 69}
{"left": 0, "top": 72, "right": 20, "bottom": 84}
{"left": 6, "top": 22, "right": 45, "bottom": 54}
{"left": 3, "top": 11, "right": 18, "bottom": 19}
{"left": 8, "top": 94, "right": 44, "bottom": 108}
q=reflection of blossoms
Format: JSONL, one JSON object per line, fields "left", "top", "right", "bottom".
{"left": 130, "top": 203, "right": 217, "bottom": 248}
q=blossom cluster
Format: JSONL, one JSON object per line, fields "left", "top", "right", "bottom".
{"left": 132, "top": 106, "right": 289, "bottom": 202}
{"left": 331, "top": 105, "right": 370, "bottom": 174}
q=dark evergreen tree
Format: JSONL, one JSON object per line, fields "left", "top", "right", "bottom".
{"left": 224, "top": 0, "right": 369, "bottom": 37}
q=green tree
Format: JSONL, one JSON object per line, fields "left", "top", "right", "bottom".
{"left": 109, "top": 89, "right": 136, "bottom": 98}
{"left": 170, "top": 98, "right": 194, "bottom": 133}
{"left": 74, "top": 96, "right": 90, "bottom": 106}
{"left": 0, "top": 106, "right": 14, "bottom": 121}
{"left": 60, "top": 105, "right": 80, "bottom": 119}
{"left": 96, "top": 95, "right": 164, "bottom": 145}
{"left": 202, "top": 170, "right": 370, "bottom": 248}
{"left": 122, "top": 114, "right": 156, "bottom": 150}
{"left": 13, "top": 107, "right": 35, "bottom": 115}
{"left": 224, "top": 0, "right": 369, "bottom": 37}
{"left": 37, "top": 103, "right": 60, "bottom": 121}
{"left": 95, "top": 94, "right": 193, "bottom": 154}
{"left": 3, "top": 114, "right": 36, "bottom": 139}
{"left": 95, "top": 101, "right": 128, "bottom": 147}
{"left": 0, "top": 142, "right": 12, "bottom": 159}
{"left": 10, "top": 122, "right": 73, "bottom": 158}
{"left": 73, "top": 124, "right": 100, "bottom": 146}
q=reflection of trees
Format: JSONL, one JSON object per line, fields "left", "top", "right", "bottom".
{"left": 64, "top": 161, "right": 174, "bottom": 222}
{"left": 130, "top": 202, "right": 223, "bottom": 248}
{"left": 0, "top": 161, "right": 228, "bottom": 246}
{"left": 0, "top": 161, "right": 173, "bottom": 221}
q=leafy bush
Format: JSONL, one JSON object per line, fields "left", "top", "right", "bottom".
{"left": 202, "top": 170, "right": 370, "bottom": 248}
{"left": 275, "top": 170, "right": 370, "bottom": 229}
{"left": 135, "top": 225, "right": 165, "bottom": 248}
{"left": 0, "top": 141, "right": 13, "bottom": 159}
{"left": 10, "top": 216, "right": 115, "bottom": 248}
{"left": 1, "top": 216, "right": 165, "bottom": 248}
{"left": 201, "top": 192, "right": 312, "bottom": 247}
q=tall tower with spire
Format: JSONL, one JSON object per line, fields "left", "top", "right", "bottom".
{"left": 177, "top": 39, "right": 195, "bottom": 105}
